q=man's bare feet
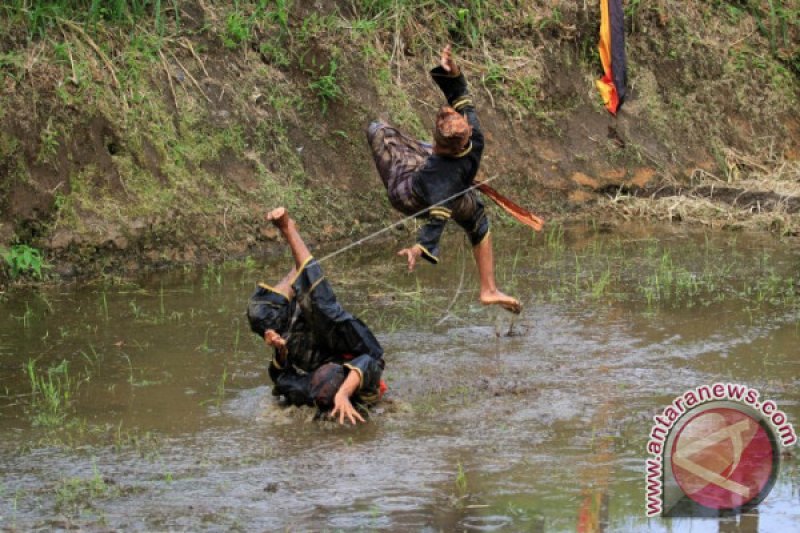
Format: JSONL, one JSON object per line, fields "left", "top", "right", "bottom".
{"left": 480, "top": 290, "right": 522, "bottom": 314}
{"left": 266, "top": 207, "right": 291, "bottom": 230}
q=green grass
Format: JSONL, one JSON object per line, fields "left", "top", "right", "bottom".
{"left": 482, "top": 61, "right": 506, "bottom": 90}
{"left": 308, "top": 58, "right": 343, "bottom": 114}
{"left": 531, "top": 226, "right": 799, "bottom": 313}
{"left": 36, "top": 116, "right": 61, "bottom": 163}
{"left": 223, "top": 10, "right": 251, "bottom": 49}
{"left": 2, "top": 244, "right": 47, "bottom": 280}
{"left": 507, "top": 74, "right": 540, "bottom": 112}
{"left": 26, "top": 358, "right": 80, "bottom": 427}
{"left": 55, "top": 463, "right": 119, "bottom": 517}
{"left": 200, "top": 365, "right": 229, "bottom": 408}
{"left": 0, "top": 51, "right": 25, "bottom": 82}
{"left": 455, "top": 462, "right": 468, "bottom": 493}
{"left": 3, "top": 0, "right": 180, "bottom": 38}
{"left": 0, "top": 0, "right": 796, "bottom": 283}
{"left": 544, "top": 222, "right": 565, "bottom": 252}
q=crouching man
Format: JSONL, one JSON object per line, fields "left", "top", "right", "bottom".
{"left": 247, "top": 207, "right": 386, "bottom": 425}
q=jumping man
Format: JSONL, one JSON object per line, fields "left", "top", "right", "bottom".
{"left": 366, "top": 45, "right": 521, "bottom": 313}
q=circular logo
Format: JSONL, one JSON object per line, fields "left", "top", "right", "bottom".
{"left": 670, "top": 406, "right": 779, "bottom": 511}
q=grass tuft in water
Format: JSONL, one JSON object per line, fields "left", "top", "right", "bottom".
{"left": 55, "top": 463, "right": 119, "bottom": 517}
{"left": 455, "top": 462, "right": 468, "bottom": 493}
{"left": 25, "top": 358, "right": 81, "bottom": 427}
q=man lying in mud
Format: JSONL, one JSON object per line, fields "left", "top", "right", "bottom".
{"left": 367, "top": 44, "right": 521, "bottom": 314}
{"left": 247, "top": 207, "right": 386, "bottom": 425}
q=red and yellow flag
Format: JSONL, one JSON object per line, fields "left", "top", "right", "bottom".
{"left": 597, "top": 0, "right": 627, "bottom": 115}
{"left": 476, "top": 182, "right": 545, "bottom": 232}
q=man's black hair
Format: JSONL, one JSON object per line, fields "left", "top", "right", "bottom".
{"left": 247, "top": 288, "right": 291, "bottom": 337}
{"left": 310, "top": 363, "right": 346, "bottom": 411}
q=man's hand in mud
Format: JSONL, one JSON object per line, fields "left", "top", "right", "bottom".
{"left": 331, "top": 392, "right": 365, "bottom": 425}
{"left": 397, "top": 245, "right": 423, "bottom": 272}
{"left": 440, "top": 44, "right": 459, "bottom": 76}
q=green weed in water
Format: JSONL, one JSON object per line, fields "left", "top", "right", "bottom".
{"left": 26, "top": 358, "right": 80, "bottom": 427}
{"left": 455, "top": 462, "right": 468, "bottom": 493}
{"left": 120, "top": 352, "right": 160, "bottom": 388}
{"left": 232, "top": 319, "right": 241, "bottom": 356}
{"left": 55, "top": 463, "right": 118, "bottom": 517}
{"left": 197, "top": 326, "right": 213, "bottom": 353}
{"left": 12, "top": 301, "right": 34, "bottom": 328}
{"left": 112, "top": 421, "right": 161, "bottom": 457}
{"left": 590, "top": 267, "right": 612, "bottom": 300}
{"left": 544, "top": 223, "right": 564, "bottom": 252}
{"left": 129, "top": 300, "right": 144, "bottom": 319}
{"left": 216, "top": 365, "right": 228, "bottom": 406}
{"left": 202, "top": 365, "right": 229, "bottom": 408}
{"left": 79, "top": 345, "right": 103, "bottom": 373}
{"left": 101, "top": 290, "right": 109, "bottom": 321}
{"left": 202, "top": 265, "right": 223, "bottom": 289}
{"left": 159, "top": 282, "right": 165, "bottom": 318}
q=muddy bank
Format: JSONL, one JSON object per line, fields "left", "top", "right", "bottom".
{"left": 0, "top": 1, "right": 798, "bottom": 282}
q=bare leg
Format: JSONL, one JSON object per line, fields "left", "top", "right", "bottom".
{"left": 473, "top": 233, "right": 522, "bottom": 314}
{"left": 267, "top": 207, "right": 312, "bottom": 269}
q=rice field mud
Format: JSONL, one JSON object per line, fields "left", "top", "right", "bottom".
{"left": 1, "top": 223, "right": 798, "bottom": 532}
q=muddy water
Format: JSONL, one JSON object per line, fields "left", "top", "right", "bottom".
{"left": 1, "top": 223, "right": 798, "bottom": 531}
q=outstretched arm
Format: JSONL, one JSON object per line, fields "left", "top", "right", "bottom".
{"left": 267, "top": 207, "right": 311, "bottom": 270}
{"left": 431, "top": 45, "right": 484, "bottom": 152}
{"left": 331, "top": 370, "right": 365, "bottom": 425}
{"left": 430, "top": 45, "right": 468, "bottom": 105}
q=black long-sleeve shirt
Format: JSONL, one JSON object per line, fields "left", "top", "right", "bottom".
{"left": 411, "top": 66, "right": 489, "bottom": 263}
{"left": 250, "top": 258, "right": 385, "bottom": 405}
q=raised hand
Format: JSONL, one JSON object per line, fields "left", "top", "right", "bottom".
{"left": 266, "top": 207, "right": 290, "bottom": 230}
{"left": 440, "top": 44, "right": 460, "bottom": 75}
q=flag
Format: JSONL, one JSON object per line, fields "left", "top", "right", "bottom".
{"left": 476, "top": 182, "right": 545, "bottom": 232}
{"left": 597, "top": 0, "right": 627, "bottom": 115}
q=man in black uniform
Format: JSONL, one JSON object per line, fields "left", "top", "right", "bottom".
{"left": 247, "top": 207, "right": 385, "bottom": 425}
{"left": 367, "top": 45, "right": 521, "bottom": 313}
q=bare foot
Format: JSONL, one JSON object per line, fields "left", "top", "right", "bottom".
{"left": 480, "top": 290, "right": 522, "bottom": 314}
{"left": 266, "top": 207, "right": 291, "bottom": 230}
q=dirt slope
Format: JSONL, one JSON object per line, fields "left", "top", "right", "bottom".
{"left": 0, "top": 1, "right": 798, "bottom": 281}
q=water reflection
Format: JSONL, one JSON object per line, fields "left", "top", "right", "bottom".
{"left": 0, "top": 223, "right": 798, "bottom": 531}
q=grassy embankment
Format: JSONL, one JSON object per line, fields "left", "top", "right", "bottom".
{"left": 0, "top": 1, "right": 798, "bottom": 284}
